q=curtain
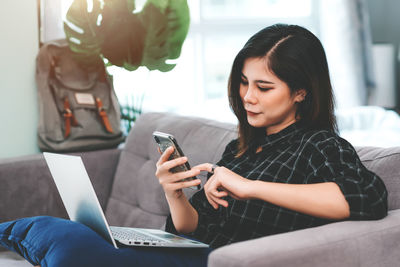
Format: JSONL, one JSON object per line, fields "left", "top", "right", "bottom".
{"left": 319, "top": 0, "right": 375, "bottom": 109}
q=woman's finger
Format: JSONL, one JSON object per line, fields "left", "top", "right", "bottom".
{"left": 166, "top": 168, "right": 201, "bottom": 183}
{"left": 209, "top": 192, "right": 228, "bottom": 208}
{"left": 156, "top": 146, "right": 174, "bottom": 166}
{"left": 192, "top": 163, "right": 214, "bottom": 173}
{"left": 161, "top": 156, "right": 189, "bottom": 171}
{"left": 157, "top": 169, "right": 200, "bottom": 187}
{"left": 204, "top": 176, "right": 224, "bottom": 209}
{"left": 168, "top": 178, "right": 202, "bottom": 191}
{"left": 214, "top": 190, "right": 228, "bottom": 198}
{"left": 205, "top": 193, "right": 219, "bottom": 209}
{"left": 204, "top": 179, "right": 228, "bottom": 209}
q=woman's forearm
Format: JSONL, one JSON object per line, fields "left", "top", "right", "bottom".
{"left": 249, "top": 181, "right": 350, "bottom": 220}
{"left": 165, "top": 194, "right": 199, "bottom": 234}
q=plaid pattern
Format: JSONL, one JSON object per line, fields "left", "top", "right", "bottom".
{"left": 166, "top": 122, "right": 388, "bottom": 248}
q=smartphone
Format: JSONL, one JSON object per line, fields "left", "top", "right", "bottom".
{"left": 152, "top": 131, "right": 200, "bottom": 190}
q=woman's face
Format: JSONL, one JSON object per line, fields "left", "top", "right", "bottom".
{"left": 239, "top": 57, "right": 305, "bottom": 135}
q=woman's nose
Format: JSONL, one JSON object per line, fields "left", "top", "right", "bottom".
{"left": 243, "top": 86, "right": 258, "bottom": 104}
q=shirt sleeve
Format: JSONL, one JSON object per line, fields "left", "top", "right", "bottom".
{"left": 307, "top": 135, "right": 388, "bottom": 220}
{"left": 165, "top": 139, "right": 238, "bottom": 240}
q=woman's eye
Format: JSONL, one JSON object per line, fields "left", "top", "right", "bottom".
{"left": 240, "top": 79, "right": 248, "bottom": 85}
{"left": 258, "top": 87, "right": 272, "bottom": 92}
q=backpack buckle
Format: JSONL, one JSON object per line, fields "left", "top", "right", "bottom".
{"left": 63, "top": 98, "right": 78, "bottom": 138}
{"left": 95, "top": 97, "right": 114, "bottom": 133}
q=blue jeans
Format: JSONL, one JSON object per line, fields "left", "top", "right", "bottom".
{"left": 0, "top": 216, "right": 212, "bottom": 267}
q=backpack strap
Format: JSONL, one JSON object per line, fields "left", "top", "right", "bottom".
{"left": 63, "top": 97, "right": 78, "bottom": 138}
{"left": 95, "top": 97, "right": 114, "bottom": 133}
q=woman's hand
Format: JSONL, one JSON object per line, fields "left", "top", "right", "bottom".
{"left": 203, "top": 165, "right": 253, "bottom": 209}
{"left": 155, "top": 146, "right": 202, "bottom": 199}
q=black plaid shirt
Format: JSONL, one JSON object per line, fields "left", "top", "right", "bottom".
{"left": 166, "top": 122, "right": 388, "bottom": 248}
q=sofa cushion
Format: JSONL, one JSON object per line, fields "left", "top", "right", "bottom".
{"left": 105, "top": 112, "right": 237, "bottom": 228}
{"left": 356, "top": 146, "right": 400, "bottom": 210}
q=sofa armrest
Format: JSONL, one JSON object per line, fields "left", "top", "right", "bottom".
{"left": 208, "top": 210, "right": 400, "bottom": 267}
{"left": 0, "top": 149, "right": 121, "bottom": 222}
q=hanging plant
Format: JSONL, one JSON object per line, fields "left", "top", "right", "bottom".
{"left": 64, "top": 0, "right": 190, "bottom": 72}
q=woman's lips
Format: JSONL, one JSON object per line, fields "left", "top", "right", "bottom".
{"left": 246, "top": 110, "right": 259, "bottom": 116}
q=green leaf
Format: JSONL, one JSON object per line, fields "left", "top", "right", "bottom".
{"left": 137, "top": 0, "right": 190, "bottom": 72}
{"left": 63, "top": 0, "right": 190, "bottom": 72}
{"left": 64, "top": 0, "right": 104, "bottom": 66}
{"left": 159, "top": 0, "right": 190, "bottom": 59}
{"left": 101, "top": 5, "right": 146, "bottom": 68}
{"left": 145, "top": 0, "right": 169, "bottom": 12}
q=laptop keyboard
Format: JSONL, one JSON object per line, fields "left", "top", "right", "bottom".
{"left": 110, "top": 227, "right": 162, "bottom": 243}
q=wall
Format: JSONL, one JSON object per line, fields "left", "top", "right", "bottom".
{"left": 367, "top": 0, "right": 400, "bottom": 108}
{"left": 0, "top": 1, "right": 39, "bottom": 158}
{"left": 0, "top": 0, "right": 398, "bottom": 159}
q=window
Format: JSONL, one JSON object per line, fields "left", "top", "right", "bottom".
{"left": 110, "top": 0, "right": 319, "bottom": 124}
{"left": 40, "top": 0, "right": 318, "bottom": 124}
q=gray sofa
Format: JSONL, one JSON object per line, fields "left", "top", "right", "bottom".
{"left": 1, "top": 112, "right": 400, "bottom": 267}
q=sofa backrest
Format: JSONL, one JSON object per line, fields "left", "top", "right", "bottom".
{"left": 105, "top": 112, "right": 400, "bottom": 229}
{"left": 105, "top": 112, "right": 237, "bottom": 229}
{"left": 356, "top": 146, "right": 400, "bottom": 211}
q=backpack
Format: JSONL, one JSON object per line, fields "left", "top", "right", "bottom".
{"left": 36, "top": 39, "right": 125, "bottom": 152}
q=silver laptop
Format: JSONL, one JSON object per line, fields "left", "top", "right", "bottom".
{"left": 43, "top": 152, "right": 208, "bottom": 249}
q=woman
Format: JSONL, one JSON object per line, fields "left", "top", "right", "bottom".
{"left": 0, "top": 24, "right": 388, "bottom": 266}
{"left": 157, "top": 23, "right": 387, "bottom": 249}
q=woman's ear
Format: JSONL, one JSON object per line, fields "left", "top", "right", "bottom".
{"left": 294, "top": 89, "right": 307, "bottom": 103}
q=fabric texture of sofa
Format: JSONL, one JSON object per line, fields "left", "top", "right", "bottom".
{"left": 0, "top": 112, "right": 399, "bottom": 266}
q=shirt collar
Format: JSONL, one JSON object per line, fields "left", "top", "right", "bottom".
{"left": 249, "top": 121, "right": 305, "bottom": 153}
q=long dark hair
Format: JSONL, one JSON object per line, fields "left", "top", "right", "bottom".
{"left": 228, "top": 24, "right": 337, "bottom": 157}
